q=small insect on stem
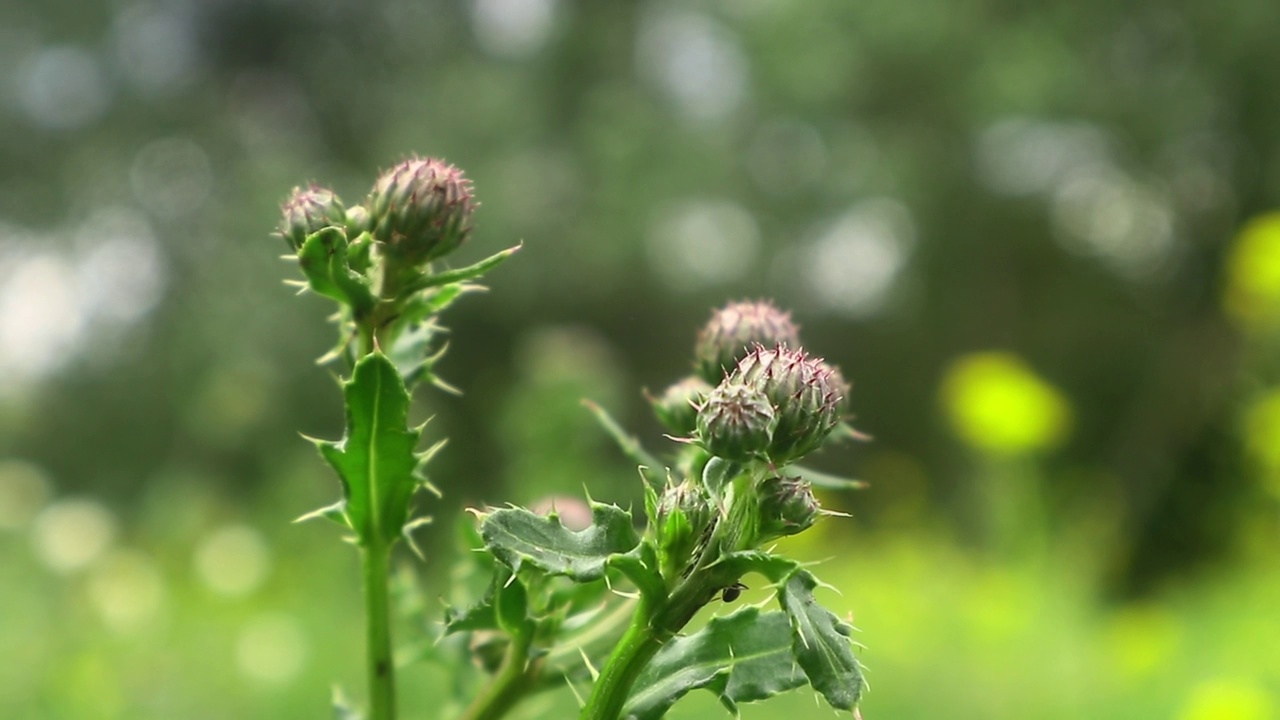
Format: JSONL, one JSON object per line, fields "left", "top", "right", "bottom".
{"left": 720, "top": 582, "right": 748, "bottom": 602}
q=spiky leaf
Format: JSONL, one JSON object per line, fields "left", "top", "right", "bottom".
{"left": 314, "top": 352, "right": 424, "bottom": 547}
{"left": 479, "top": 503, "right": 641, "bottom": 581}
{"left": 779, "top": 570, "right": 863, "bottom": 711}
{"left": 623, "top": 607, "right": 807, "bottom": 719}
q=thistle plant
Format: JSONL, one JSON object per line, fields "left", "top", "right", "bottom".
{"left": 276, "top": 156, "right": 517, "bottom": 720}
{"left": 272, "top": 156, "right": 868, "bottom": 720}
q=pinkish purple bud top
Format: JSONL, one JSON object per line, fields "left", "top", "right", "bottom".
{"left": 695, "top": 301, "right": 801, "bottom": 384}
{"left": 696, "top": 381, "right": 777, "bottom": 461}
{"left": 730, "top": 344, "right": 848, "bottom": 464}
{"left": 367, "top": 156, "right": 476, "bottom": 263}
{"left": 279, "top": 185, "right": 345, "bottom": 251}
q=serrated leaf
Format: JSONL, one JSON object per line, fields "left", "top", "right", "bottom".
{"left": 779, "top": 570, "right": 863, "bottom": 711}
{"left": 314, "top": 352, "right": 424, "bottom": 547}
{"left": 480, "top": 503, "right": 641, "bottom": 582}
{"left": 623, "top": 607, "right": 807, "bottom": 719}
{"left": 713, "top": 551, "right": 799, "bottom": 584}
{"left": 297, "top": 227, "right": 376, "bottom": 315}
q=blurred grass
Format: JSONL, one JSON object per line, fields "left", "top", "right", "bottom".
{"left": 3, "top": 472, "right": 1277, "bottom": 719}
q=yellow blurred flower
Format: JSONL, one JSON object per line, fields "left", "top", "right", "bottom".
{"left": 1178, "top": 678, "right": 1274, "bottom": 720}
{"left": 1224, "top": 212, "right": 1280, "bottom": 329}
{"left": 941, "top": 352, "right": 1071, "bottom": 455}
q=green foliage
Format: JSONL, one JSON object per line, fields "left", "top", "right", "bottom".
{"left": 479, "top": 503, "right": 642, "bottom": 582}
{"left": 779, "top": 570, "right": 864, "bottom": 711}
{"left": 304, "top": 352, "right": 430, "bottom": 549}
{"left": 623, "top": 608, "right": 807, "bottom": 719}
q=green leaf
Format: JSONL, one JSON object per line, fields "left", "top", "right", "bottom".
{"left": 480, "top": 502, "right": 641, "bottom": 582}
{"left": 623, "top": 607, "right": 807, "bottom": 719}
{"left": 608, "top": 542, "right": 667, "bottom": 604}
{"left": 582, "top": 400, "right": 664, "bottom": 473}
{"left": 400, "top": 244, "right": 522, "bottom": 295}
{"left": 297, "top": 227, "right": 376, "bottom": 315}
{"left": 779, "top": 570, "right": 863, "bottom": 711}
{"left": 788, "top": 464, "right": 868, "bottom": 491}
{"left": 713, "top": 551, "right": 799, "bottom": 584}
{"left": 313, "top": 352, "right": 424, "bottom": 547}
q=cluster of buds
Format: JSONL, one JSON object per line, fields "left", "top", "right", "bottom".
{"left": 276, "top": 156, "right": 476, "bottom": 267}
{"left": 694, "top": 344, "right": 847, "bottom": 466}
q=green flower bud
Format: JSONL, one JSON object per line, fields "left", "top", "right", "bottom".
{"left": 344, "top": 204, "right": 372, "bottom": 236}
{"left": 367, "top": 156, "right": 476, "bottom": 263}
{"left": 731, "top": 345, "right": 848, "bottom": 464}
{"left": 655, "top": 481, "right": 712, "bottom": 576}
{"left": 757, "top": 475, "right": 819, "bottom": 541}
{"left": 696, "top": 381, "right": 777, "bottom": 461}
{"left": 694, "top": 300, "right": 800, "bottom": 384}
{"left": 651, "top": 376, "right": 713, "bottom": 435}
{"left": 278, "top": 185, "right": 345, "bottom": 252}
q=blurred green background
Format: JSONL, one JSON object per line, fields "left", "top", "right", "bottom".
{"left": 2, "top": 0, "right": 1280, "bottom": 717}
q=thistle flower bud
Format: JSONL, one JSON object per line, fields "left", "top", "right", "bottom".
{"left": 278, "top": 185, "right": 345, "bottom": 251}
{"left": 695, "top": 300, "right": 800, "bottom": 384}
{"left": 696, "top": 381, "right": 777, "bottom": 461}
{"left": 731, "top": 345, "right": 848, "bottom": 464}
{"left": 344, "top": 204, "right": 372, "bottom": 236}
{"left": 651, "top": 376, "right": 713, "bottom": 435}
{"left": 655, "top": 481, "right": 712, "bottom": 575}
{"left": 367, "top": 156, "right": 476, "bottom": 263}
{"left": 757, "top": 475, "right": 819, "bottom": 541}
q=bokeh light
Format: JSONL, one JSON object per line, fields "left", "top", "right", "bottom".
{"left": 941, "top": 352, "right": 1071, "bottom": 456}
{"left": 31, "top": 498, "right": 118, "bottom": 574}
{"left": 1224, "top": 212, "right": 1280, "bottom": 329}
{"left": 194, "top": 524, "right": 271, "bottom": 597}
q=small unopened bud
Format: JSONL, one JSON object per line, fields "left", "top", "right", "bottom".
{"left": 656, "top": 481, "right": 712, "bottom": 577}
{"left": 344, "top": 204, "right": 372, "bottom": 236}
{"left": 278, "top": 185, "right": 345, "bottom": 251}
{"left": 731, "top": 345, "right": 848, "bottom": 464}
{"left": 367, "top": 156, "right": 476, "bottom": 263}
{"left": 694, "top": 301, "right": 800, "bottom": 384}
{"left": 696, "top": 381, "right": 776, "bottom": 461}
{"left": 758, "top": 475, "right": 819, "bottom": 540}
{"left": 651, "top": 376, "right": 713, "bottom": 435}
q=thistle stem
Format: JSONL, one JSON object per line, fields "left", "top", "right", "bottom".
{"left": 578, "top": 600, "right": 664, "bottom": 720}
{"left": 459, "top": 628, "right": 536, "bottom": 720}
{"left": 362, "top": 541, "right": 396, "bottom": 720}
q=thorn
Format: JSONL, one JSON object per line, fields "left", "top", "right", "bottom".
{"left": 578, "top": 647, "right": 600, "bottom": 682}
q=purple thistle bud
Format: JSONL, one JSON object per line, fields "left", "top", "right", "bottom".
{"left": 650, "top": 375, "right": 713, "bottom": 435}
{"left": 655, "top": 481, "right": 712, "bottom": 574}
{"left": 696, "top": 381, "right": 777, "bottom": 461}
{"left": 278, "top": 185, "right": 345, "bottom": 251}
{"left": 367, "top": 156, "right": 476, "bottom": 263}
{"left": 731, "top": 344, "right": 848, "bottom": 464}
{"left": 757, "top": 475, "right": 820, "bottom": 541}
{"left": 694, "top": 300, "right": 801, "bottom": 384}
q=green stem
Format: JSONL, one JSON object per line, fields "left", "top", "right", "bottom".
{"left": 579, "top": 600, "right": 664, "bottom": 720}
{"left": 363, "top": 542, "right": 396, "bottom": 720}
{"left": 459, "top": 630, "right": 536, "bottom": 720}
